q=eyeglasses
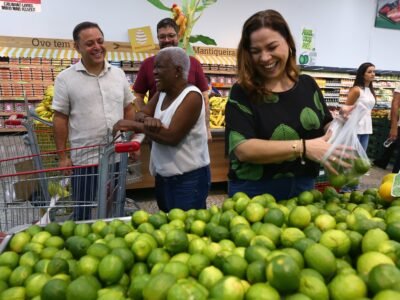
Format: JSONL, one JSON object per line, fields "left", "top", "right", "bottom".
{"left": 158, "top": 33, "right": 177, "bottom": 40}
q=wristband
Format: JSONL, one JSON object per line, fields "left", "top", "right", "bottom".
{"left": 301, "top": 139, "right": 306, "bottom": 165}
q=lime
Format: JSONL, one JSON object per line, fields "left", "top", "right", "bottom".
{"left": 164, "top": 229, "right": 189, "bottom": 255}
{"left": 111, "top": 247, "right": 134, "bottom": 271}
{"left": 9, "top": 231, "right": 31, "bottom": 253}
{"left": 45, "top": 222, "right": 61, "bottom": 236}
{"left": 147, "top": 248, "right": 170, "bottom": 269}
{"left": 362, "top": 228, "right": 389, "bottom": 253}
{"left": 373, "top": 290, "right": 400, "bottom": 300}
{"left": 198, "top": 265, "right": 223, "bottom": 289}
{"left": 201, "top": 242, "right": 222, "bottom": 262}
{"left": 44, "top": 236, "right": 65, "bottom": 249}
{"left": 246, "top": 260, "right": 267, "bottom": 284}
{"left": 127, "top": 273, "right": 151, "bottom": 299}
{"left": 25, "top": 225, "right": 42, "bottom": 236}
{"left": 25, "top": 273, "right": 51, "bottom": 298}
{"left": 9, "top": 265, "right": 32, "bottom": 286}
{"left": 166, "top": 278, "right": 208, "bottom": 300}
{"left": 87, "top": 243, "right": 110, "bottom": 259}
{"left": 282, "top": 247, "right": 305, "bottom": 269}
{"left": 77, "top": 255, "right": 99, "bottom": 276}
{"left": 245, "top": 245, "right": 270, "bottom": 263}
{"left": 256, "top": 223, "right": 281, "bottom": 245}
{"left": 246, "top": 283, "right": 281, "bottom": 300}
{"left": 19, "top": 251, "right": 39, "bottom": 268}
{"left": 40, "top": 247, "right": 59, "bottom": 259}
{"left": 34, "top": 258, "right": 50, "bottom": 274}
{"left": 148, "top": 213, "right": 168, "bottom": 229}
{"left": 61, "top": 220, "right": 76, "bottom": 238}
{"left": 168, "top": 208, "right": 187, "bottom": 222}
{"left": 304, "top": 243, "right": 337, "bottom": 279}
{"left": 233, "top": 227, "right": 256, "bottom": 247}
{"left": 142, "top": 272, "right": 176, "bottom": 300}
{"left": 209, "top": 276, "right": 245, "bottom": 300}
{"left": 31, "top": 231, "right": 51, "bottom": 245}
{"left": 263, "top": 208, "right": 285, "bottom": 227}
{"left": 234, "top": 196, "right": 250, "bottom": 214}
{"left": 47, "top": 257, "right": 69, "bottom": 276}
{"left": 280, "top": 227, "right": 306, "bottom": 247}
{"left": 0, "top": 266, "right": 12, "bottom": 282}
{"left": 319, "top": 229, "right": 351, "bottom": 257}
{"left": 299, "top": 272, "right": 329, "bottom": 300}
{"left": 314, "top": 214, "right": 336, "bottom": 231}
{"left": 353, "top": 157, "right": 371, "bottom": 174}
{"left": 65, "top": 236, "right": 91, "bottom": 259}
{"left": 298, "top": 191, "right": 314, "bottom": 205}
{"left": 328, "top": 273, "right": 367, "bottom": 300}
{"left": 91, "top": 220, "right": 107, "bottom": 234}
{"left": 222, "top": 199, "right": 235, "bottom": 211}
{"left": 107, "top": 237, "right": 128, "bottom": 249}
{"left": 188, "top": 237, "right": 207, "bottom": 254}
{"left": 0, "top": 281, "right": 7, "bottom": 294}
{"left": 129, "top": 262, "right": 149, "bottom": 278}
{"left": 357, "top": 251, "right": 395, "bottom": 278}
{"left": 66, "top": 276, "right": 98, "bottom": 300}
{"left": 244, "top": 202, "right": 265, "bottom": 223}
{"left": 98, "top": 254, "right": 124, "bottom": 285}
{"left": 368, "top": 264, "right": 400, "bottom": 294}
{"left": 163, "top": 261, "right": 189, "bottom": 279}
{"left": 266, "top": 255, "right": 300, "bottom": 293}
{"left": 190, "top": 220, "right": 206, "bottom": 237}
{"left": 131, "top": 210, "right": 150, "bottom": 227}
{"left": 0, "top": 287, "right": 26, "bottom": 300}
{"left": 137, "top": 222, "right": 155, "bottom": 234}
{"left": 187, "top": 253, "right": 210, "bottom": 278}
{"left": 288, "top": 206, "right": 311, "bottom": 229}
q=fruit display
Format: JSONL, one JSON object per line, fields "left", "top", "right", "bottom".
{"left": 209, "top": 96, "right": 227, "bottom": 129}
{"left": 371, "top": 109, "right": 390, "bottom": 119}
{"left": 34, "top": 85, "right": 54, "bottom": 123}
{"left": 2, "top": 185, "right": 400, "bottom": 299}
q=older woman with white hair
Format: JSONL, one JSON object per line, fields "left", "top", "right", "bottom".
{"left": 113, "top": 47, "right": 211, "bottom": 212}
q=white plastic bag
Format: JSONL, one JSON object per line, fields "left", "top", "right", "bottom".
{"left": 322, "top": 104, "right": 371, "bottom": 189}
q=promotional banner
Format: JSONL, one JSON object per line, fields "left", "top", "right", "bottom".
{"left": 0, "top": 0, "right": 41, "bottom": 12}
{"left": 375, "top": 0, "right": 400, "bottom": 30}
{"left": 298, "top": 27, "right": 317, "bottom": 66}
{"left": 128, "top": 26, "right": 155, "bottom": 52}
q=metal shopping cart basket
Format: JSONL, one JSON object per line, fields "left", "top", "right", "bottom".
{"left": 0, "top": 103, "right": 143, "bottom": 232}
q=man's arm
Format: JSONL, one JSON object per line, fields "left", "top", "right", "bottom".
{"left": 133, "top": 92, "right": 146, "bottom": 112}
{"left": 390, "top": 91, "right": 400, "bottom": 140}
{"left": 53, "top": 111, "right": 71, "bottom": 167}
{"left": 124, "top": 103, "right": 136, "bottom": 120}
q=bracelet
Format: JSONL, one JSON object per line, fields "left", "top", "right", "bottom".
{"left": 301, "top": 139, "right": 306, "bottom": 165}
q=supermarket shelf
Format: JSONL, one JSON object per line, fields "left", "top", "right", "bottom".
{"left": 0, "top": 80, "right": 54, "bottom": 84}
{"left": 122, "top": 67, "right": 140, "bottom": 72}
{"left": 204, "top": 69, "right": 237, "bottom": 75}
{"left": 0, "top": 64, "right": 67, "bottom": 69}
{"left": 0, "top": 112, "right": 26, "bottom": 116}
{"left": 0, "top": 96, "right": 42, "bottom": 101}
{"left": 0, "top": 128, "right": 26, "bottom": 133}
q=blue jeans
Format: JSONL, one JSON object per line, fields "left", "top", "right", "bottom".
{"left": 71, "top": 163, "right": 119, "bottom": 220}
{"left": 228, "top": 176, "right": 315, "bottom": 201}
{"left": 72, "top": 165, "right": 98, "bottom": 221}
{"left": 357, "top": 134, "right": 369, "bottom": 152}
{"left": 155, "top": 165, "right": 211, "bottom": 212}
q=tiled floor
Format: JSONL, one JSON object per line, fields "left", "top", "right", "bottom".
{"left": 126, "top": 165, "right": 391, "bottom": 214}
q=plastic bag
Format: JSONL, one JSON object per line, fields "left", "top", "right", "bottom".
{"left": 322, "top": 104, "right": 371, "bottom": 189}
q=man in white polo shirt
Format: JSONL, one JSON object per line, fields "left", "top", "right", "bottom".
{"left": 52, "top": 21, "right": 135, "bottom": 220}
{"left": 373, "top": 86, "right": 400, "bottom": 172}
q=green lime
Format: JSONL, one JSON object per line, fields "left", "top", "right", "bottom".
{"left": 266, "top": 255, "right": 300, "bottom": 293}
{"left": 209, "top": 276, "right": 245, "bottom": 300}
{"left": 142, "top": 272, "right": 176, "bottom": 300}
{"left": 328, "top": 273, "right": 367, "bottom": 300}
{"left": 127, "top": 274, "right": 151, "bottom": 299}
{"left": 98, "top": 254, "right": 124, "bottom": 285}
{"left": 45, "top": 222, "right": 61, "bottom": 236}
{"left": 368, "top": 264, "right": 400, "bottom": 294}
{"left": 9, "top": 265, "right": 32, "bottom": 286}
{"left": 304, "top": 243, "right": 337, "bottom": 279}
{"left": 9, "top": 231, "right": 31, "bottom": 253}
{"left": 25, "top": 273, "right": 51, "bottom": 298}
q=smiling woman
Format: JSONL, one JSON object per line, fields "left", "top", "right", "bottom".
{"left": 113, "top": 47, "right": 211, "bottom": 212}
{"left": 224, "top": 10, "right": 334, "bottom": 200}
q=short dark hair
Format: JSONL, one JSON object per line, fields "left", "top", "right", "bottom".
{"left": 73, "top": 21, "right": 104, "bottom": 42}
{"left": 156, "top": 18, "right": 178, "bottom": 34}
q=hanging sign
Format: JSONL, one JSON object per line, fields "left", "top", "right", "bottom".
{"left": 0, "top": 0, "right": 41, "bottom": 12}
{"left": 298, "top": 27, "right": 317, "bottom": 66}
{"left": 128, "top": 26, "right": 155, "bottom": 52}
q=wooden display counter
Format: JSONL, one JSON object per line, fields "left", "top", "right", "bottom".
{"left": 127, "top": 130, "right": 229, "bottom": 190}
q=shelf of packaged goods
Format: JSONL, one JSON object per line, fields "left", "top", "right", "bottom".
{"left": 0, "top": 80, "right": 54, "bottom": 84}
{"left": 0, "top": 112, "right": 26, "bottom": 116}
{"left": 204, "top": 69, "right": 237, "bottom": 75}
{"left": 0, "top": 64, "right": 67, "bottom": 70}
{"left": 0, "top": 128, "right": 27, "bottom": 133}
{"left": 304, "top": 73, "right": 355, "bottom": 79}
{"left": 122, "top": 67, "right": 140, "bottom": 72}
{"left": 0, "top": 96, "right": 42, "bottom": 101}
{"left": 213, "top": 84, "right": 232, "bottom": 89}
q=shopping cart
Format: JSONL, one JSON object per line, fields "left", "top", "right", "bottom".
{"left": 0, "top": 102, "right": 143, "bottom": 232}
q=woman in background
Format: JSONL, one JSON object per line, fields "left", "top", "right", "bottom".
{"left": 344, "top": 62, "right": 376, "bottom": 152}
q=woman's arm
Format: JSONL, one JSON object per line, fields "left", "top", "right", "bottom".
{"left": 234, "top": 136, "right": 330, "bottom": 165}
{"left": 345, "top": 86, "right": 360, "bottom": 105}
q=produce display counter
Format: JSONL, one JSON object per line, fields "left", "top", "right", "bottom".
{"left": 127, "top": 129, "right": 229, "bottom": 190}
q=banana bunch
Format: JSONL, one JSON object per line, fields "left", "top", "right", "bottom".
{"left": 209, "top": 96, "right": 228, "bottom": 128}
{"left": 48, "top": 181, "right": 70, "bottom": 198}
{"left": 34, "top": 85, "right": 54, "bottom": 123}
{"left": 171, "top": 4, "right": 187, "bottom": 38}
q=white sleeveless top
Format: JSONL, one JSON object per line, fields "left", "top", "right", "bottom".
{"left": 149, "top": 85, "right": 210, "bottom": 177}
{"left": 356, "top": 87, "right": 375, "bottom": 134}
